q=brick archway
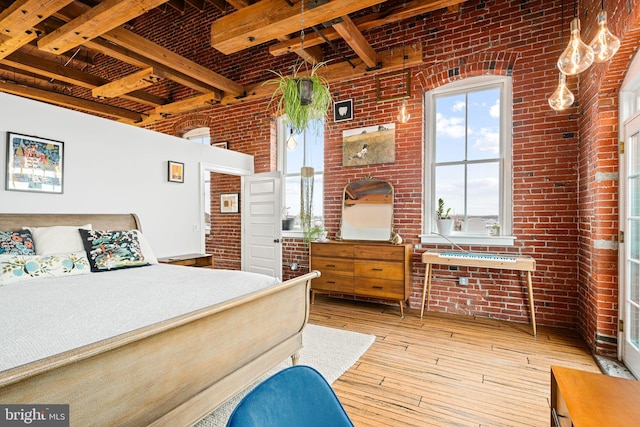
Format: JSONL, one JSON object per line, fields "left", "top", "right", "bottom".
{"left": 416, "top": 51, "right": 520, "bottom": 91}
{"left": 173, "top": 114, "right": 212, "bottom": 138}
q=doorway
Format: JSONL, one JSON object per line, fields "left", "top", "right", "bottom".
{"left": 620, "top": 53, "right": 640, "bottom": 378}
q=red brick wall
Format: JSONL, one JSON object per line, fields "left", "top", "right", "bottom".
{"left": 114, "top": 0, "right": 637, "bottom": 354}
{"left": 575, "top": 0, "right": 640, "bottom": 355}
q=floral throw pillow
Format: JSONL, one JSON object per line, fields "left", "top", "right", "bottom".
{"left": 79, "top": 229, "right": 148, "bottom": 272}
{"left": 0, "top": 252, "right": 90, "bottom": 285}
{"left": 0, "top": 230, "right": 36, "bottom": 255}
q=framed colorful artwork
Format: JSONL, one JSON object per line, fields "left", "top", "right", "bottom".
{"left": 5, "top": 132, "right": 64, "bottom": 194}
{"left": 168, "top": 160, "right": 184, "bottom": 183}
{"left": 220, "top": 193, "right": 239, "bottom": 213}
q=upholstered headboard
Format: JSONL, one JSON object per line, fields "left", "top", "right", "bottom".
{"left": 0, "top": 213, "right": 141, "bottom": 232}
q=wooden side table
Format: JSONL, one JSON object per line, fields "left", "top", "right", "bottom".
{"left": 157, "top": 253, "right": 214, "bottom": 268}
{"left": 551, "top": 365, "right": 640, "bottom": 426}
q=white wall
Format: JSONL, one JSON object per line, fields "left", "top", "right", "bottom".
{"left": 0, "top": 93, "right": 254, "bottom": 257}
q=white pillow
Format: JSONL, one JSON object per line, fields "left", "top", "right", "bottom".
{"left": 134, "top": 230, "right": 158, "bottom": 264}
{"left": 25, "top": 224, "right": 92, "bottom": 256}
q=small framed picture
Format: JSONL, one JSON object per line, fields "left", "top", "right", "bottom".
{"left": 6, "top": 132, "right": 64, "bottom": 194}
{"left": 212, "top": 141, "right": 228, "bottom": 149}
{"left": 168, "top": 161, "right": 184, "bottom": 183}
{"left": 334, "top": 99, "right": 353, "bottom": 122}
{"left": 220, "top": 193, "right": 239, "bottom": 213}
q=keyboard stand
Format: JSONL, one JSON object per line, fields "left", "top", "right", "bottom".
{"left": 421, "top": 251, "right": 537, "bottom": 336}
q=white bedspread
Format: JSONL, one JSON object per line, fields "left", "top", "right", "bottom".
{"left": 0, "top": 264, "right": 279, "bottom": 372}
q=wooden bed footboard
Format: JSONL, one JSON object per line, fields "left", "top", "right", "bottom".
{"left": 0, "top": 213, "right": 320, "bottom": 426}
{"left": 0, "top": 271, "right": 319, "bottom": 426}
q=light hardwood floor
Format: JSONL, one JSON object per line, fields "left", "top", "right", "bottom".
{"left": 309, "top": 296, "right": 601, "bottom": 427}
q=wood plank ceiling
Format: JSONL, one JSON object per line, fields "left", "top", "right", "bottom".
{"left": 0, "top": 0, "right": 466, "bottom": 125}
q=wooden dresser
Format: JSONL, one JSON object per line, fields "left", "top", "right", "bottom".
{"left": 309, "top": 241, "right": 412, "bottom": 317}
{"left": 550, "top": 365, "right": 640, "bottom": 426}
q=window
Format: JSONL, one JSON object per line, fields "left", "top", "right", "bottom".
{"left": 278, "top": 117, "right": 324, "bottom": 232}
{"left": 183, "top": 127, "right": 211, "bottom": 145}
{"left": 422, "top": 76, "right": 513, "bottom": 245}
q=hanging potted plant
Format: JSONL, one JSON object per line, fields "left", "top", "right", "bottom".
{"left": 264, "top": 61, "right": 332, "bottom": 134}
{"left": 435, "top": 198, "right": 454, "bottom": 236}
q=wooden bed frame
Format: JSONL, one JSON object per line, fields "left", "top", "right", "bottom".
{"left": 0, "top": 213, "right": 320, "bottom": 426}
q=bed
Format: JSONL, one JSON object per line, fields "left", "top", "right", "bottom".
{"left": 0, "top": 213, "right": 319, "bottom": 426}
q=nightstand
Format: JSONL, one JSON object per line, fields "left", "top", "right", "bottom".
{"left": 157, "top": 253, "right": 214, "bottom": 267}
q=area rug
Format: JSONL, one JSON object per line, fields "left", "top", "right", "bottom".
{"left": 195, "top": 324, "right": 375, "bottom": 427}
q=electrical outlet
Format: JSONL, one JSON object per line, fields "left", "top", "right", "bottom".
{"left": 459, "top": 277, "right": 469, "bottom": 286}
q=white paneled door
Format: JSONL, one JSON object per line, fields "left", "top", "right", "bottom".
{"left": 623, "top": 112, "right": 640, "bottom": 378}
{"left": 242, "top": 172, "right": 282, "bottom": 278}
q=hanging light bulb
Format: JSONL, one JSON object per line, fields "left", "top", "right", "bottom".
{"left": 557, "top": 17, "right": 594, "bottom": 75}
{"left": 589, "top": 10, "right": 620, "bottom": 63}
{"left": 397, "top": 98, "right": 411, "bottom": 123}
{"left": 286, "top": 129, "right": 297, "bottom": 150}
{"left": 548, "top": 72, "right": 575, "bottom": 111}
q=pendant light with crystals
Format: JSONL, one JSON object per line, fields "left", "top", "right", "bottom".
{"left": 589, "top": 1, "right": 620, "bottom": 63}
{"left": 557, "top": 1, "right": 594, "bottom": 75}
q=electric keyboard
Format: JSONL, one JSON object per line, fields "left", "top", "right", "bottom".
{"left": 422, "top": 251, "right": 535, "bottom": 271}
{"left": 440, "top": 251, "right": 517, "bottom": 263}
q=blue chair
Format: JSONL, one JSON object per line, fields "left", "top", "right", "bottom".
{"left": 226, "top": 365, "right": 354, "bottom": 427}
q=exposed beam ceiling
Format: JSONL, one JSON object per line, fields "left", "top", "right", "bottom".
{"left": 0, "top": 0, "right": 464, "bottom": 123}
{"left": 210, "top": 0, "right": 388, "bottom": 55}
{"left": 269, "top": 0, "right": 466, "bottom": 56}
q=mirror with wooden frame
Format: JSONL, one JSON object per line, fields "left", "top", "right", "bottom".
{"left": 340, "top": 178, "right": 394, "bottom": 241}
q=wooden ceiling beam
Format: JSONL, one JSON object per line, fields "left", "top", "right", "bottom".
{"left": 51, "top": 2, "right": 243, "bottom": 96}
{"left": 0, "top": 80, "right": 144, "bottom": 122}
{"left": 205, "top": 0, "right": 227, "bottom": 12}
{"left": 184, "top": 0, "right": 205, "bottom": 10}
{"left": 226, "top": 0, "right": 250, "bottom": 9}
{"left": 92, "top": 67, "right": 162, "bottom": 99}
{"left": 222, "top": 43, "right": 422, "bottom": 106}
{"left": 210, "top": 0, "right": 388, "bottom": 55}
{"left": 102, "top": 28, "right": 244, "bottom": 96}
{"left": 167, "top": 0, "right": 186, "bottom": 13}
{"left": 0, "top": 30, "right": 38, "bottom": 60}
{"left": 154, "top": 91, "right": 221, "bottom": 116}
{"left": 332, "top": 15, "right": 377, "bottom": 69}
{"left": 270, "top": 0, "right": 467, "bottom": 56}
{"left": 0, "top": 0, "right": 74, "bottom": 35}
{"left": 38, "top": 0, "right": 169, "bottom": 54}
{"left": 85, "top": 38, "right": 221, "bottom": 94}
{"left": 2, "top": 50, "right": 167, "bottom": 106}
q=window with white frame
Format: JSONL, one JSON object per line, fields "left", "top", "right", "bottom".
{"left": 423, "top": 76, "right": 513, "bottom": 245}
{"left": 183, "top": 127, "right": 211, "bottom": 145}
{"left": 278, "top": 117, "right": 324, "bottom": 232}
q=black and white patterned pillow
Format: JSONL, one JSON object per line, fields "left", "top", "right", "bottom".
{"left": 79, "top": 229, "right": 148, "bottom": 272}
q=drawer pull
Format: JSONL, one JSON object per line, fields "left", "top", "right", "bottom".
{"left": 372, "top": 268, "right": 383, "bottom": 272}
{"left": 372, "top": 285, "right": 383, "bottom": 289}
{"left": 327, "top": 281, "right": 336, "bottom": 285}
{"left": 326, "top": 264, "right": 336, "bottom": 268}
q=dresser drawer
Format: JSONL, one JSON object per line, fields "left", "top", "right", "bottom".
{"left": 354, "top": 245, "right": 405, "bottom": 261}
{"left": 355, "top": 261, "right": 405, "bottom": 280}
{"left": 312, "top": 274, "right": 354, "bottom": 293}
{"left": 311, "top": 242, "right": 354, "bottom": 258}
{"left": 310, "top": 257, "right": 354, "bottom": 275}
{"left": 355, "top": 278, "right": 405, "bottom": 299}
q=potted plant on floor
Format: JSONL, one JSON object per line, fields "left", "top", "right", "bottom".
{"left": 264, "top": 61, "right": 332, "bottom": 134}
{"left": 435, "top": 198, "right": 454, "bottom": 235}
